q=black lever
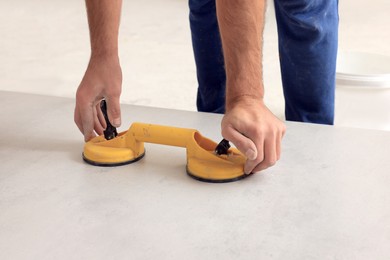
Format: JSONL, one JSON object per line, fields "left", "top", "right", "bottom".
{"left": 100, "top": 99, "right": 118, "bottom": 140}
{"left": 214, "top": 139, "right": 231, "bottom": 155}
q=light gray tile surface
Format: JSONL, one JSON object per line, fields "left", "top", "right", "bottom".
{"left": 1, "top": 92, "right": 390, "bottom": 259}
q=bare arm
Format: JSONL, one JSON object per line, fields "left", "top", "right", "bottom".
{"left": 75, "top": 0, "right": 123, "bottom": 141}
{"left": 216, "top": 0, "right": 286, "bottom": 173}
{"left": 86, "top": 0, "right": 121, "bottom": 58}
{"left": 216, "top": 0, "right": 265, "bottom": 105}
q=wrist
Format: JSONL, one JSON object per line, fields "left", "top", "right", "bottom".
{"left": 225, "top": 70, "right": 264, "bottom": 110}
{"left": 89, "top": 52, "right": 120, "bottom": 67}
{"left": 91, "top": 44, "right": 119, "bottom": 59}
{"left": 90, "top": 49, "right": 119, "bottom": 61}
{"left": 226, "top": 94, "right": 264, "bottom": 112}
{"left": 225, "top": 78, "right": 264, "bottom": 111}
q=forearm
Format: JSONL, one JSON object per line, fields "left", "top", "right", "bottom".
{"left": 216, "top": 0, "right": 266, "bottom": 110}
{"left": 85, "top": 0, "right": 122, "bottom": 58}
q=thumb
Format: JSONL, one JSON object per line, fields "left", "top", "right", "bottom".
{"left": 105, "top": 96, "right": 121, "bottom": 127}
{"left": 222, "top": 125, "right": 257, "bottom": 161}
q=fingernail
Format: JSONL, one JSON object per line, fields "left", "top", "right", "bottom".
{"left": 246, "top": 149, "right": 256, "bottom": 160}
{"left": 244, "top": 166, "right": 251, "bottom": 175}
{"left": 113, "top": 118, "right": 121, "bottom": 127}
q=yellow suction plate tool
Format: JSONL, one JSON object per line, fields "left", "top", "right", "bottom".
{"left": 83, "top": 123, "right": 248, "bottom": 183}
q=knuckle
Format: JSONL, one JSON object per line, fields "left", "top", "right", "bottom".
{"left": 74, "top": 116, "right": 80, "bottom": 127}
{"left": 74, "top": 113, "right": 83, "bottom": 130}
{"left": 105, "top": 86, "right": 122, "bottom": 97}
{"left": 281, "top": 125, "right": 286, "bottom": 134}
{"left": 221, "top": 126, "right": 234, "bottom": 140}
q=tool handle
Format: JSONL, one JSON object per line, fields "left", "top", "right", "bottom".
{"left": 129, "top": 123, "right": 197, "bottom": 148}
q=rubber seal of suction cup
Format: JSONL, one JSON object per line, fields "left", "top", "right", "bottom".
{"left": 82, "top": 151, "right": 146, "bottom": 167}
{"left": 186, "top": 166, "right": 251, "bottom": 183}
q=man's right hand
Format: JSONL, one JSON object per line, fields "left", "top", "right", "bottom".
{"left": 74, "top": 55, "right": 122, "bottom": 142}
{"left": 222, "top": 97, "right": 286, "bottom": 174}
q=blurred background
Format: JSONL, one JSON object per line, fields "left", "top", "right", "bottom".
{"left": 0, "top": 0, "right": 389, "bottom": 122}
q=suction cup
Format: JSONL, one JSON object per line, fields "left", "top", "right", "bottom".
{"left": 82, "top": 123, "right": 248, "bottom": 183}
{"left": 83, "top": 133, "right": 146, "bottom": 166}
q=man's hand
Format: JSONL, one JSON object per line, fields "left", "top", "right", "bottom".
{"left": 74, "top": 56, "right": 122, "bottom": 142}
{"left": 221, "top": 97, "right": 286, "bottom": 174}
{"left": 75, "top": 0, "right": 122, "bottom": 141}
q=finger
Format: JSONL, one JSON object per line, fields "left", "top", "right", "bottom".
{"left": 85, "top": 132, "right": 97, "bottom": 142}
{"left": 93, "top": 104, "right": 105, "bottom": 136}
{"left": 276, "top": 132, "right": 282, "bottom": 161}
{"left": 96, "top": 102, "right": 107, "bottom": 129}
{"left": 222, "top": 124, "right": 257, "bottom": 160}
{"left": 222, "top": 125, "right": 262, "bottom": 174}
{"left": 275, "top": 123, "right": 285, "bottom": 160}
{"left": 78, "top": 103, "right": 96, "bottom": 142}
{"left": 105, "top": 96, "right": 121, "bottom": 127}
{"left": 94, "top": 121, "right": 104, "bottom": 136}
{"left": 83, "top": 119, "right": 96, "bottom": 142}
{"left": 244, "top": 137, "right": 264, "bottom": 174}
{"left": 253, "top": 137, "right": 277, "bottom": 173}
{"left": 74, "top": 107, "right": 84, "bottom": 134}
